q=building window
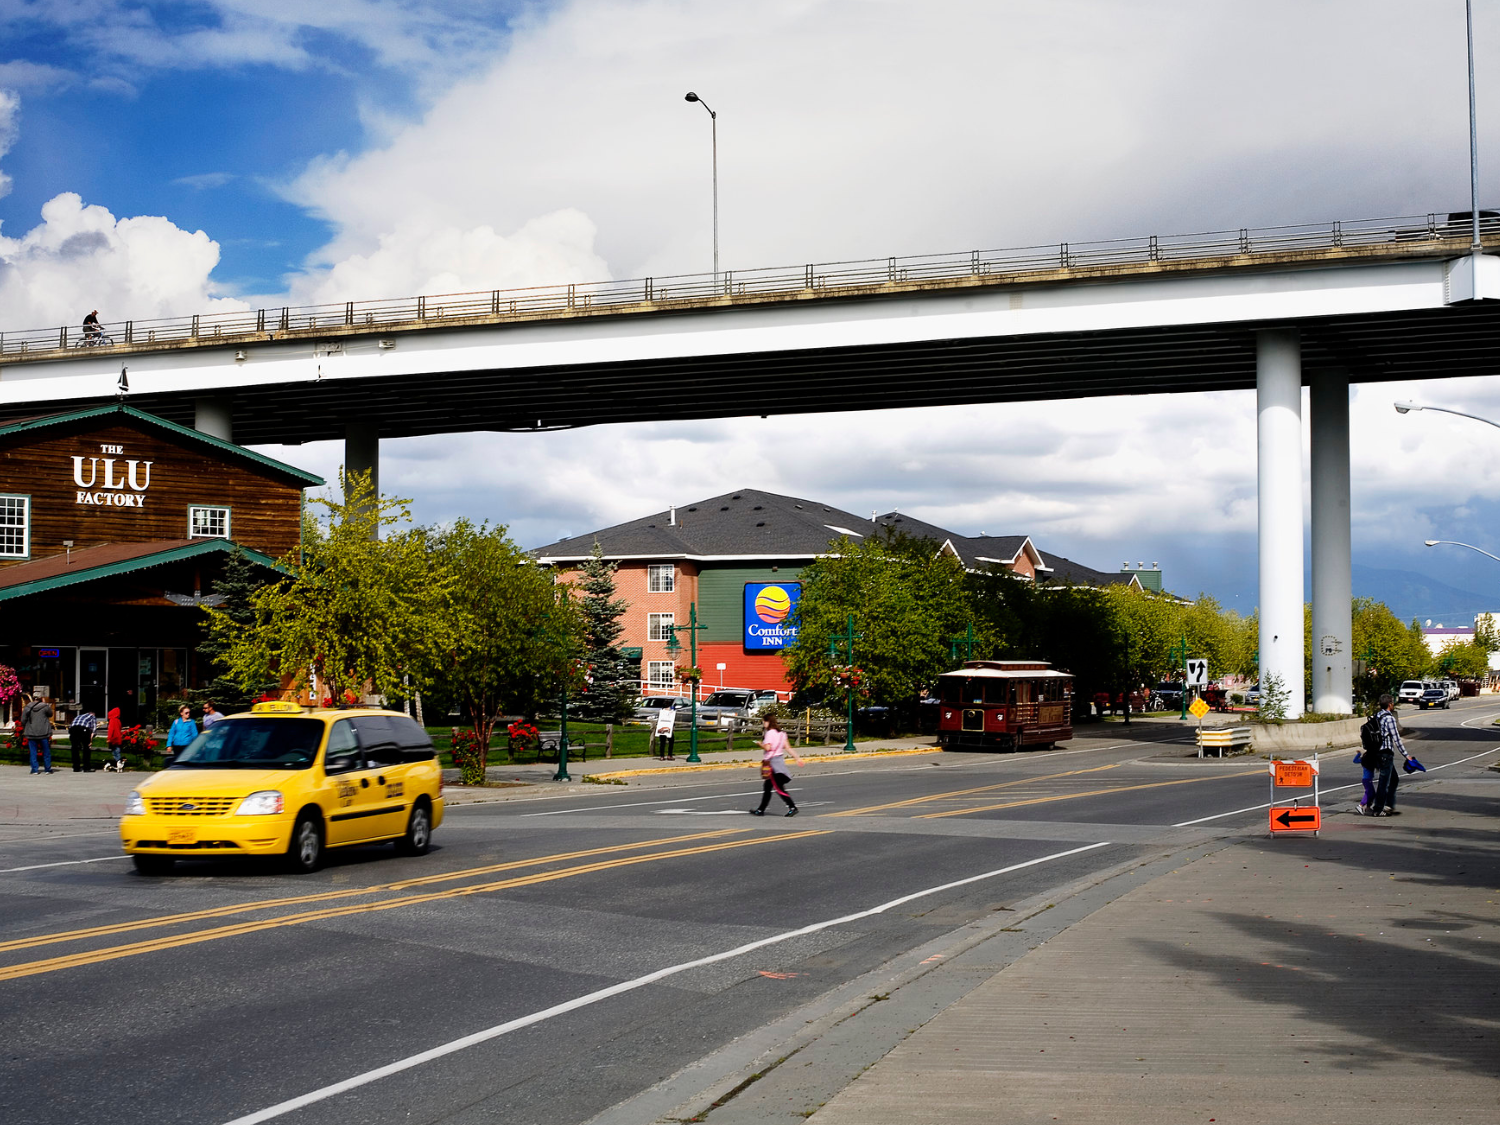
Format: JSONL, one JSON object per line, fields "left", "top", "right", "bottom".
{"left": 647, "top": 661, "right": 677, "bottom": 688}
{"left": 648, "top": 564, "right": 675, "bottom": 593}
{"left": 648, "top": 613, "right": 675, "bottom": 642}
{"left": 188, "top": 505, "right": 231, "bottom": 539}
{"left": 0, "top": 494, "right": 29, "bottom": 558}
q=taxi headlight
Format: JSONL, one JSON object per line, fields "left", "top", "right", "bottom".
{"left": 235, "top": 791, "right": 285, "bottom": 816}
{"left": 123, "top": 791, "right": 145, "bottom": 816}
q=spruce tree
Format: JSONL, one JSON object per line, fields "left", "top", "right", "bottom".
{"left": 195, "top": 549, "right": 278, "bottom": 713}
{"left": 575, "top": 542, "right": 634, "bottom": 723}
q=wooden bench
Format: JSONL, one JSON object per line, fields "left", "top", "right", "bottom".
{"left": 1197, "top": 726, "right": 1252, "bottom": 758}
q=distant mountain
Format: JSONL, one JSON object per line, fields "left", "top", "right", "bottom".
{"left": 1351, "top": 563, "right": 1497, "bottom": 626}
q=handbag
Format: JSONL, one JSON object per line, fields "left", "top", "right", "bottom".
{"left": 760, "top": 761, "right": 774, "bottom": 780}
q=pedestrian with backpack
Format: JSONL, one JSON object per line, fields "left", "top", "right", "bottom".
{"left": 1357, "top": 694, "right": 1412, "bottom": 816}
{"left": 1356, "top": 709, "right": 1382, "bottom": 810}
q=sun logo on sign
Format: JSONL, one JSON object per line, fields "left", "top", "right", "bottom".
{"left": 754, "top": 585, "right": 791, "bottom": 624}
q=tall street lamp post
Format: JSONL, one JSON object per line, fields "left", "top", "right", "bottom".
{"left": 683, "top": 91, "right": 719, "bottom": 284}
{"left": 828, "top": 615, "right": 863, "bottom": 754}
{"left": 666, "top": 604, "right": 708, "bottom": 763}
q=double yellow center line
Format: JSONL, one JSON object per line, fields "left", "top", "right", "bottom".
{"left": 0, "top": 828, "right": 827, "bottom": 983}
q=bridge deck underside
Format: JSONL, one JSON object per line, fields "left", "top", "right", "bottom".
{"left": 9, "top": 304, "right": 1500, "bottom": 445}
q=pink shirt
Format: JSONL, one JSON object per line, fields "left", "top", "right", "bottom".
{"left": 760, "top": 728, "right": 790, "bottom": 765}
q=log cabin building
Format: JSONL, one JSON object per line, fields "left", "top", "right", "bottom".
{"left": 0, "top": 404, "right": 322, "bottom": 724}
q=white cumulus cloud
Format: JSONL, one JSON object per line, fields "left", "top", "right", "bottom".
{"left": 0, "top": 192, "right": 247, "bottom": 329}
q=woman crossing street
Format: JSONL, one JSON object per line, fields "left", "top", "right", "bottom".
{"left": 750, "top": 713, "right": 804, "bottom": 817}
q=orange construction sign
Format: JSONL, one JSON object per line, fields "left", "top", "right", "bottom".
{"left": 1269, "top": 805, "right": 1321, "bottom": 833}
{"left": 1273, "top": 760, "right": 1315, "bottom": 788}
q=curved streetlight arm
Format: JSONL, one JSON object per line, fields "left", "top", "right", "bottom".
{"left": 1393, "top": 401, "right": 1500, "bottom": 430}
{"left": 683, "top": 90, "right": 718, "bottom": 281}
{"left": 1425, "top": 539, "right": 1500, "bottom": 565}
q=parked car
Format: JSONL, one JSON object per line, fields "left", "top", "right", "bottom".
{"left": 1441, "top": 679, "right": 1461, "bottom": 701}
{"left": 1417, "top": 685, "right": 1451, "bottom": 709}
{"left": 694, "top": 689, "right": 761, "bottom": 731}
{"left": 1153, "top": 682, "right": 1185, "bottom": 711}
{"left": 1397, "top": 680, "right": 1425, "bottom": 705}
{"left": 631, "top": 695, "right": 687, "bottom": 725}
{"left": 1243, "top": 682, "right": 1262, "bottom": 707}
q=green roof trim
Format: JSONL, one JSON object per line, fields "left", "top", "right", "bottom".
{"left": 0, "top": 403, "right": 324, "bottom": 487}
{"left": 0, "top": 539, "right": 286, "bottom": 602}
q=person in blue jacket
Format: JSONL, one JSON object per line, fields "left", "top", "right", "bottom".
{"left": 164, "top": 704, "right": 199, "bottom": 765}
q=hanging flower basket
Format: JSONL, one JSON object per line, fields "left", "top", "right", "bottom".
{"left": 831, "top": 665, "right": 872, "bottom": 697}
{"left": 677, "top": 666, "right": 704, "bottom": 682}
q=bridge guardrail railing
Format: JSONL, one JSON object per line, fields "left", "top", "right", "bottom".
{"left": 2, "top": 212, "right": 1496, "bottom": 362}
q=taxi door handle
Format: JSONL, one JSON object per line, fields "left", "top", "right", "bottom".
{"left": 377, "top": 775, "right": 386, "bottom": 785}
{"left": 360, "top": 778, "right": 369, "bottom": 788}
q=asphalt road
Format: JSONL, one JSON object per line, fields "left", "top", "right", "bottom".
{"left": 3, "top": 702, "right": 1497, "bottom": 1125}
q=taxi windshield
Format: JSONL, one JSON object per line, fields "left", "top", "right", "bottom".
{"left": 168, "top": 718, "right": 325, "bottom": 770}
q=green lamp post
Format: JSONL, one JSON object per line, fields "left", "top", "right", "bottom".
{"left": 949, "top": 623, "right": 977, "bottom": 665}
{"left": 667, "top": 603, "right": 709, "bottom": 763}
{"left": 1168, "top": 631, "right": 1189, "bottom": 720}
{"left": 829, "top": 614, "right": 863, "bottom": 754}
{"left": 553, "top": 675, "right": 572, "bottom": 782}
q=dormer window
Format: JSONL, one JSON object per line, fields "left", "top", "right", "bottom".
{"left": 189, "top": 505, "right": 231, "bottom": 540}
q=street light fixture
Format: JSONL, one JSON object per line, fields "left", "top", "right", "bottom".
{"left": 1425, "top": 538, "right": 1500, "bottom": 564}
{"left": 683, "top": 91, "right": 719, "bottom": 283}
{"left": 1393, "top": 401, "right": 1500, "bottom": 429}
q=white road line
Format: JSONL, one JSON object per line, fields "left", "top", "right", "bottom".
{"left": 522, "top": 790, "right": 765, "bottom": 816}
{"left": 0, "top": 855, "right": 129, "bottom": 874}
{"left": 220, "top": 840, "right": 1113, "bottom": 1125}
{"left": 1172, "top": 746, "right": 1500, "bottom": 827}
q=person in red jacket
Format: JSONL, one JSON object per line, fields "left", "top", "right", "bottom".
{"left": 104, "top": 707, "right": 124, "bottom": 772}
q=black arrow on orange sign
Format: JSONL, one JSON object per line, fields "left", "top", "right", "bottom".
{"left": 1275, "top": 809, "right": 1318, "bottom": 827}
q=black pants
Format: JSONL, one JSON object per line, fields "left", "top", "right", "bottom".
{"left": 1372, "top": 755, "right": 1400, "bottom": 813}
{"left": 757, "top": 771, "right": 795, "bottom": 811}
{"left": 69, "top": 728, "right": 92, "bottom": 772}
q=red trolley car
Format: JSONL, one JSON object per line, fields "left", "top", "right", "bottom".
{"left": 936, "top": 660, "right": 1074, "bottom": 751}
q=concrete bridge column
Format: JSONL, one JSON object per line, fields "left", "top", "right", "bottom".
{"left": 1310, "top": 369, "right": 1353, "bottom": 714}
{"left": 344, "top": 421, "right": 380, "bottom": 506}
{"left": 1257, "top": 328, "right": 1305, "bottom": 719}
{"left": 194, "top": 398, "right": 233, "bottom": 442}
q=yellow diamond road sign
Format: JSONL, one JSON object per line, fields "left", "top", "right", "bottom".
{"left": 1188, "top": 696, "right": 1210, "bottom": 719}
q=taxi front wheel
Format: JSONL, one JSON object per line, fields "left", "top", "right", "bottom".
{"left": 396, "top": 801, "right": 432, "bottom": 856}
{"left": 285, "top": 813, "right": 324, "bottom": 874}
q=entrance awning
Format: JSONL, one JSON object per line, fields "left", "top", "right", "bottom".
{"left": 0, "top": 539, "right": 283, "bottom": 602}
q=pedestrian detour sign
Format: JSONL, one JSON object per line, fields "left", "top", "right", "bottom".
{"left": 1268, "top": 754, "right": 1321, "bottom": 836}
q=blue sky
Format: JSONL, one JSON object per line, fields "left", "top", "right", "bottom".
{"left": 4, "top": 1, "right": 1500, "bottom": 618}
{"left": 0, "top": 1, "right": 526, "bottom": 291}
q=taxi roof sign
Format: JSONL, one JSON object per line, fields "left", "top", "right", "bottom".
{"left": 251, "top": 700, "right": 304, "bottom": 714}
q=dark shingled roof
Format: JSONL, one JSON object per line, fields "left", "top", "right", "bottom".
{"left": 871, "top": 512, "right": 1043, "bottom": 572}
{"left": 530, "top": 489, "right": 879, "bottom": 561}
{"left": 1036, "top": 554, "right": 1140, "bottom": 588}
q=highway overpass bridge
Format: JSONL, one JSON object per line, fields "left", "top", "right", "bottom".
{"left": 4, "top": 210, "right": 1500, "bottom": 719}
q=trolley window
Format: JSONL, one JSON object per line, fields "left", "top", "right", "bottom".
{"left": 984, "top": 680, "right": 1011, "bottom": 705}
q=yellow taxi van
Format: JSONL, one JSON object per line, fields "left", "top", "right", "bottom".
{"left": 120, "top": 701, "right": 444, "bottom": 875}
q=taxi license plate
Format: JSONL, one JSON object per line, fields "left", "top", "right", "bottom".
{"left": 168, "top": 828, "right": 196, "bottom": 845}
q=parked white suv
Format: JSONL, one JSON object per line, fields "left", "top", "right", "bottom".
{"left": 1397, "top": 680, "right": 1425, "bottom": 705}
{"left": 1441, "top": 679, "right": 1461, "bottom": 701}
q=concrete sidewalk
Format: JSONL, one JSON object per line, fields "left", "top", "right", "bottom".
{"left": 805, "top": 773, "right": 1500, "bottom": 1124}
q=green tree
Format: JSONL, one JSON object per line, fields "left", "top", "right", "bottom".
{"left": 786, "top": 531, "right": 980, "bottom": 706}
{"left": 570, "top": 542, "right": 634, "bottom": 724}
{"left": 427, "top": 519, "right": 585, "bottom": 763}
{"left": 1434, "top": 637, "right": 1490, "bottom": 679}
{"left": 206, "top": 471, "right": 450, "bottom": 706}
{"left": 1351, "top": 598, "right": 1431, "bottom": 703}
{"left": 194, "top": 549, "right": 278, "bottom": 713}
